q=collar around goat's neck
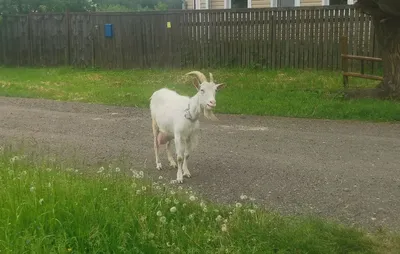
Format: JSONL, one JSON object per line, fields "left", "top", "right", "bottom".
{"left": 184, "top": 94, "right": 201, "bottom": 122}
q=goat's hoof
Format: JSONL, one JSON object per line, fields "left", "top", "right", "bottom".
{"left": 170, "top": 179, "right": 183, "bottom": 184}
{"left": 169, "top": 161, "right": 177, "bottom": 168}
{"left": 183, "top": 173, "right": 191, "bottom": 178}
{"left": 156, "top": 163, "right": 162, "bottom": 170}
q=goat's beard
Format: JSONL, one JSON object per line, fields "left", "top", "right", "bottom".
{"left": 203, "top": 107, "right": 219, "bottom": 121}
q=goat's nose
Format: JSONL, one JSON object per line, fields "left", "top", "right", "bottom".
{"left": 209, "top": 100, "right": 216, "bottom": 106}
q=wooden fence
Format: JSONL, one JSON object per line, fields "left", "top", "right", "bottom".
{"left": 0, "top": 6, "right": 381, "bottom": 71}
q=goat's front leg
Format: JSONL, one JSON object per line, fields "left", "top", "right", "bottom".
{"left": 152, "top": 118, "right": 162, "bottom": 170}
{"left": 182, "top": 139, "right": 192, "bottom": 178}
{"left": 166, "top": 140, "right": 177, "bottom": 169}
{"left": 173, "top": 135, "right": 185, "bottom": 184}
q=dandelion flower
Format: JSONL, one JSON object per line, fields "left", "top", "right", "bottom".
{"left": 189, "top": 195, "right": 196, "bottom": 201}
{"left": 221, "top": 224, "right": 228, "bottom": 232}
{"left": 170, "top": 206, "right": 177, "bottom": 213}
{"left": 160, "top": 216, "right": 167, "bottom": 224}
{"left": 156, "top": 211, "right": 163, "bottom": 217}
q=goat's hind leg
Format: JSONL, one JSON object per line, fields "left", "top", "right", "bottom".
{"left": 152, "top": 118, "right": 162, "bottom": 170}
{"left": 173, "top": 135, "right": 185, "bottom": 184}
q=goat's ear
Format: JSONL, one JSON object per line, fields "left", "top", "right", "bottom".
{"left": 216, "top": 83, "right": 226, "bottom": 91}
{"left": 192, "top": 78, "right": 200, "bottom": 90}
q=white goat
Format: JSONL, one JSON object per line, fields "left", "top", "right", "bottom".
{"left": 149, "top": 71, "right": 225, "bottom": 183}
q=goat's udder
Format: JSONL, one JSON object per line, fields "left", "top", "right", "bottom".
{"left": 157, "top": 132, "right": 172, "bottom": 146}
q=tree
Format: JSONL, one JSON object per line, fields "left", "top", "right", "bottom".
{"left": 355, "top": 0, "right": 400, "bottom": 99}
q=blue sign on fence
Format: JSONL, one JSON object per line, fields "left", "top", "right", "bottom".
{"left": 104, "top": 24, "right": 113, "bottom": 38}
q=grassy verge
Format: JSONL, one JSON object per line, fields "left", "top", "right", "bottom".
{"left": 0, "top": 66, "right": 399, "bottom": 122}
{"left": 1, "top": 149, "right": 400, "bottom": 253}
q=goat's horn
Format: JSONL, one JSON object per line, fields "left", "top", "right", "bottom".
{"left": 209, "top": 73, "right": 214, "bottom": 82}
{"left": 185, "top": 71, "right": 207, "bottom": 83}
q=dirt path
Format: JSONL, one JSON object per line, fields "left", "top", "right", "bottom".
{"left": 1, "top": 97, "right": 400, "bottom": 231}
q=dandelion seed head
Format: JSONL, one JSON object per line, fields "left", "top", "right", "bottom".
{"left": 240, "top": 194, "right": 248, "bottom": 200}
{"left": 189, "top": 195, "right": 196, "bottom": 201}
{"left": 160, "top": 216, "right": 167, "bottom": 224}
{"left": 158, "top": 175, "right": 163, "bottom": 180}
{"left": 221, "top": 224, "right": 228, "bottom": 232}
{"left": 170, "top": 206, "right": 177, "bottom": 213}
{"left": 156, "top": 211, "right": 163, "bottom": 217}
{"left": 115, "top": 167, "right": 121, "bottom": 172}
{"left": 235, "top": 202, "right": 242, "bottom": 208}
{"left": 136, "top": 190, "right": 141, "bottom": 195}
{"left": 173, "top": 199, "right": 179, "bottom": 205}
{"left": 165, "top": 198, "right": 171, "bottom": 204}
{"left": 131, "top": 182, "right": 137, "bottom": 188}
{"left": 215, "top": 215, "right": 223, "bottom": 222}
{"left": 142, "top": 186, "right": 147, "bottom": 191}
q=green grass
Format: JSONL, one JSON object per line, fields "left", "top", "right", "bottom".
{"left": 1, "top": 149, "right": 399, "bottom": 254}
{"left": 0, "top": 66, "right": 399, "bottom": 122}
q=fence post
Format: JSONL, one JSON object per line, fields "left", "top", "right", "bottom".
{"left": 340, "top": 35, "right": 349, "bottom": 89}
{"left": 66, "top": 9, "right": 71, "bottom": 66}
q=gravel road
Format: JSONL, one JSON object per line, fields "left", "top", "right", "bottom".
{"left": 1, "top": 96, "right": 399, "bottom": 231}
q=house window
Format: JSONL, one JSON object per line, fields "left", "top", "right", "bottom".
{"left": 271, "top": 0, "right": 300, "bottom": 7}
{"left": 322, "top": 0, "right": 355, "bottom": 5}
{"left": 278, "top": 0, "right": 295, "bottom": 7}
{"left": 232, "top": 0, "right": 248, "bottom": 8}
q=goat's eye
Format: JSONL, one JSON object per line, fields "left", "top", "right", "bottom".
{"left": 200, "top": 89, "right": 205, "bottom": 93}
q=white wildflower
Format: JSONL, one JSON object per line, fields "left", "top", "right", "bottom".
{"left": 221, "top": 224, "right": 228, "bottom": 232}
{"left": 170, "top": 206, "right": 177, "bottom": 213}
{"left": 165, "top": 198, "right": 171, "bottom": 204}
{"left": 160, "top": 216, "right": 167, "bottom": 224}
{"left": 158, "top": 176, "right": 163, "bottom": 180}
{"left": 240, "top": 194, "right": 248, "bottom": 200}
{"left": 115, "top": 167, "right": 121, "bottom": 172}
{"left": 156, "top": 211, "right": 163, "bottom": 217}
{"left": 136, "top": 190, "right": 141, "bottom": 195}
{"left": 103, "top": 188, "right": 108, "bottom": 191}
{"left": 170, "top": 190, "right": 176, "bottom": 195}
{"left": 235, "top": 202, "right": 242, "bottom": 208}
{"left": 131, "top": 182, "right": 137, "bottom": 188}
{"left": 39, "top": 198, "right": 44, "bottom": 205}
{"left": 189, "top": 195, "right": 196, "bottom": 201}
{"left": 97, "top": 167, "right": 104, "bottom": 173}
{"left": 215, "top": 215, "right": 223, "bottom": 222}
{"left": 248, "top": 209, "right": 256, "bottom": 214}
{"left": 174, "top": 199, "right": 179, "bottom": 205}
{"left": 249, "top": 197, "right": 256, "bottom": 202}
{"left": 74, "top": 169, "right": 79, "bottom": 173}
{"left": 188, "top": 214, "right": 194, "bottom": 220}
{"left": 200, "top": 201, "right": 206, "bottom": 207}
{"left": 203, "top": 207, "right": 208, "bottom": 213}
{"left": 142, "top": 186, "right": 147, "bottom": 191}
